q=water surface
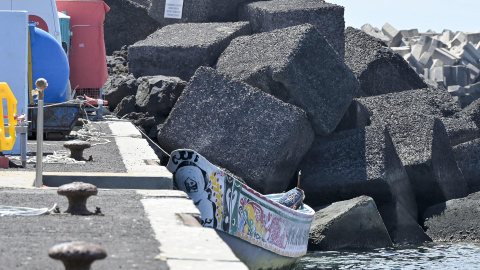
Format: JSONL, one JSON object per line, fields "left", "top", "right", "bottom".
{"left": 295, "top": 243, "right": 480, "bottom": 269}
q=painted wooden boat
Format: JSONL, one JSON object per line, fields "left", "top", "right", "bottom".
{"left": 166, "top": 149, "right": 315, "bottom": 270}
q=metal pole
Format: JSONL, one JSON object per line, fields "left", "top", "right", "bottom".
{"left": 19, "top": 122, "right": 27, "bottom": 167}
{"left": 21, "top": 130, "right": 26, "bottom": 167}
{"left": 97, "top": 87, "right": 104, "bottom": 119}
{"left": 14, "top": 120, "right": 28, "bottom": 168}
{"left": 35, "top": 90, "right": 44, "bottom": 188}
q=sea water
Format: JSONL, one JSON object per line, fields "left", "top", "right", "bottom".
{"left": 294, "top": 242, "right": 480, "bottom": 269}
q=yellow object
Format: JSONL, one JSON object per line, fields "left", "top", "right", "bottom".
{"left": 0, "top": 83, "right": 18, "bottom": 151}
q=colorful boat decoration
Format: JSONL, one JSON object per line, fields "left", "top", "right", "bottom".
{"left": 167, "top": 149, "right": 315, "bottom": 270}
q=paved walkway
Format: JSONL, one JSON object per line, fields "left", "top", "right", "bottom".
{"left": 0, "top": 119, "right": 247, "bottom": 269}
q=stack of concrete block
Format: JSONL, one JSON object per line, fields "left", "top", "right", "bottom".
{"left": 128, "top": 22, "right": 251, "bottom": 80}
{"left": 344, "top": 27, "right": 427, "bottom": 97}
{"left": 299, "top": 125, "right": 430, "bottom": 244}
{"left": 338, "top": 88, "right": 471, "bottom": 213}
{"left": 362, "top": 23, "right": 480, "bottom": 108}
{"left": 336, "top": 87, "right": 478, "bottom": 145}
{"left": 238, "top": 0, "right": 346, "bottom": 58}
{"left": 216, "top": 24, "right": 359, "bottom": 135}
{"left": 157, "top": 67, "right": 315, "bottom": 195}
{"left": 454, "top": 138, "right": 480, "bottom": 193}
{"left": 452, "top": 99, "right": 480, "bottom": 193}
{"left": 308, "top": 196, "right": 394, "bottom": 250}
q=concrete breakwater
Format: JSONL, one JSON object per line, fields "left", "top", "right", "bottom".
{"left": 362, "top": 23, "right": 480, "bottom": 108}
{"left": 99, "top": 0, "right": 480, "bottom": 252}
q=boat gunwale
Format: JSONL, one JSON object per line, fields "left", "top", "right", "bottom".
{"left": 241, "top": 184, "right": 315, "bottom": 221}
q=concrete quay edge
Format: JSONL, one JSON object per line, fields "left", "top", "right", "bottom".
{"left": 0, "top": 119, "right": 247, "bottom": 269}
{"left": 139, "top": 189, "right": 248, "bottom": 270}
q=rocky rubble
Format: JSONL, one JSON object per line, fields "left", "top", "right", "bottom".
{"left": 362, "top": 23, "right": 480, "bottom": 108}
{"left": 103, "top": 0, "right": 160, "bottom": 55}
{"left": 102, "top": 0, "right": 480, "bottom": 250}
{"left": 423, "top": 192, "right": 480, "bottom": 242}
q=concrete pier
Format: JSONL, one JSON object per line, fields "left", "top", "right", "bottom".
{"left": 0, "top": 119, "right": 247, "bottom": 269}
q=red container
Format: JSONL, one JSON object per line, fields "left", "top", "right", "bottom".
{"left": 56, "top": 1, "right": 110, "bottom": 90}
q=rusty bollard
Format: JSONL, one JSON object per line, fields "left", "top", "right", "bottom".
{"left": 49, "top": 241, "right": 107, "bottom": 270}
{"left": 57, "top": 182, "right": 98, "bottom": 215}
{"left": 63, "top": 140, "right": 91, "bottom": 161}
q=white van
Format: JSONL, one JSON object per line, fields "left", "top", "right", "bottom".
{"left": 0, "top": 0, "right": 62, "bottom": 43}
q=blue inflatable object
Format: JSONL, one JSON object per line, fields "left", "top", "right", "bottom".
{"left": 29, "top": 22, "right": 69, "bottom": 103}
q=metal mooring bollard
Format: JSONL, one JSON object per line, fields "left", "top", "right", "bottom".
{"left": 57, "top": 182, "right": 98, "bottom": 215}
{"left": 48, "top": 241, "right": 107, "bottom": 270}
{"left": 63, "top": 140, "right": 91, "bottom": 161}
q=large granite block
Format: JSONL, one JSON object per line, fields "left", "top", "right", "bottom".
{"left": 337, "top": 89, "right": 469, "bottom": 212}
{"left": 238, "top": 0, "right": 345, "bottom": 58}
{"left": 378, "top": 201, "right": 431, "bottom": 245}
{"left": 148, "top": 0, "right": 247, "bottom": 25}
{"left": 404, "top": 53, "right": 425, "bottom": 75}
{"left": 423, "top": 192, "right": 480, "bottom": 242}
{"left": 344, "top": 27, "right": 427, "bottom": 97}
{"left": 449, "top": 32, "right": 467, "bottom": 48}
{"left": 430, "top": 66, "right": 445, "bottom": 82}
{"left": 411, "top": 35, "right": 434, "bottom": 59}
{"left": 432, "top": 48, "right": 458, "bottom": 66}
{"left": 400, "top": 29, "right": 419, "bottom": 38}
{"left": 361, "top": 23, "right": 390, "bottom": 43}
{"left": 217, "top": 24, "right": 358, "bottom": 135}
{"left": 309, "top": 196, "right": 393, "bottom": 250}
{"left": 444, "top": 65, "right": 468, "bottom": 86}
{"left": 157, "top": 67, "right": 314, "bottom": 194}
{"left": 443, "top": 117, "right": 480, "bottom": 146}
{"left": 452, "top": 100, "right": 480, "bottom": 192}
{"left": 300, "top": 126, "right": 425, "bottom": 243}
{"left": 438, "top": 30, "right": 454, "bottom": 45}
{"left": 103, "top": 0, "right": 161, "bottom": 55}
{"left": 456, "top": 88, "right": 480, "bottom": 109}
{"left": 465, "top": 42, "right": 480, "bottom": 59}
{"left": 427, "top": 39, "right": 445, "bottom": 53}
{"left": 338, "top": 87, "right": 469, "bottom": 142}
{"left": 467, "top": 64, "right": 480, "bottom": 83}
{"left": 459, "top": 98, "right": 480, "bottom": 129}
{"left": 382, "top": 23, "right": 402, "bottom": 47}
{"left": 419, "top": 51, "right": 433, "bottom": 66}
{"left": 129, "top": 22, "right": 251, "bottom": 80}
{"left": 300, "top": 126, "right": 417, "bottom": 220}
{"left": 391, "top": 46, "right": 411, "bottom": 57}
{"left": 441, "top": 107, "right": 480, "bottom": 147}
{"left": 387, "top": 117, "right": 468, "bottom": 213}
{"left": 453, "top": 139, "right": 480, "bottom": 193}
{"left": 466, "top": 31, "right": 480, "bottom": 45}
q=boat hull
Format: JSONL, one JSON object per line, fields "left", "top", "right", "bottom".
{"left": 217, "top": 230, "right": 300, "bottom": 270}
{"left": 167, "top": 149, "right": 315, "bottom": 269}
